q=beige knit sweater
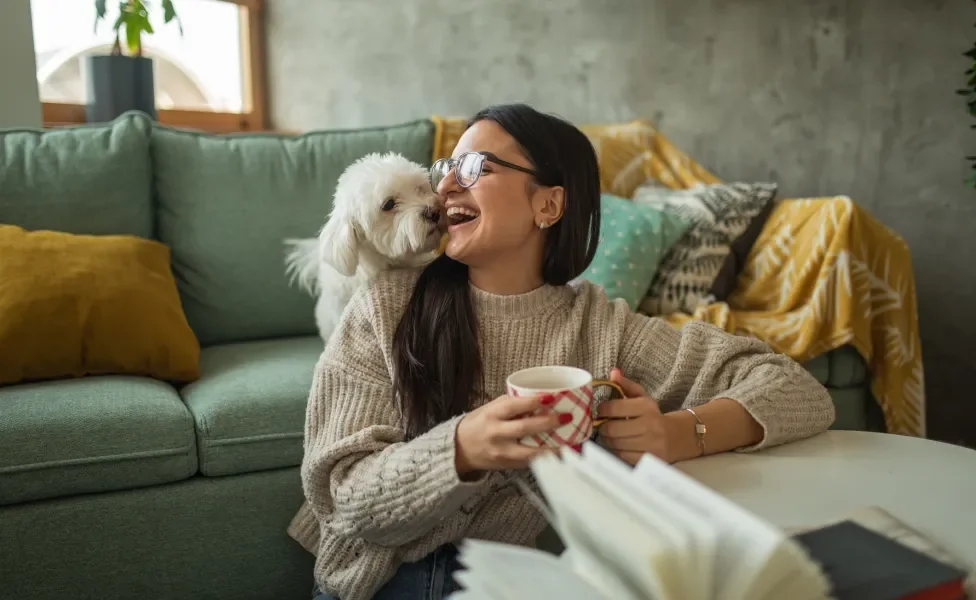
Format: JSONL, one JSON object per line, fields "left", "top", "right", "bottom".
{"left": 287, "top": 268, "right": 835, "bottom": 599}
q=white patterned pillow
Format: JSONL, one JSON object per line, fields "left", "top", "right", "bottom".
{"left": 633, "top": 181, "right": 778, "bottom": 316}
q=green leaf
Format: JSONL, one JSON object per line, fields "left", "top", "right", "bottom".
{"left": 94, "top": 0, "right": 107, "bottom": 31}
{"left": 137, "top": 9, "right": 154, "bottom": 34}
{"left": 162, "top": 0, "right": 183, "bottom": 35}
{"left": 124, "top": 14, "right": 143, "bottom": 55}
{"left": 162, "top": 0, "right": 176, "bottom": 23}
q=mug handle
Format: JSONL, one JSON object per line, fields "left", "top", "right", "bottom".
{"left": 590, "top": 379, "right": 626, "bottom": 428}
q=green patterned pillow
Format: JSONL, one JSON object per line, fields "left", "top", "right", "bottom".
{"left": 579, "top": 194, "right": 692, "bottom": 310}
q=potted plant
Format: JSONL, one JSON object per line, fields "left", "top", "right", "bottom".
{"left": 87, "top": 0, "right": 183, "bottom": 123}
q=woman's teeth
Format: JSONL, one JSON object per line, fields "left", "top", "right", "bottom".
{"left": 447, "top": 206, "right": 480, "bottom": 224}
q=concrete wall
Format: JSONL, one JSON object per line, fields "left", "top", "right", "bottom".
{"left": 267, "top": 0, "right": 976, "bottom": 445}
{"left": 0, "top": 0, "right": 41, "bottom": 129}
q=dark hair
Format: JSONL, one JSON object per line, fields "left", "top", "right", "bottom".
{"left": 391, "top": 103, "right": 602, "bottom": 439}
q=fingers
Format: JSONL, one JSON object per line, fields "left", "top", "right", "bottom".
{"left": 491, "top": 393, "right": 556, "bottom": 420}
{"left": 597, "top": 397, "right": 660, "bottom": 419}
{"left": 609, "top": 368, "right": 648, "bottom": 397}
{"left": 601, "top": 436, "right": 652, "bottom": 453}
{"left": 505, "top": 444, "right": 554, "bottom": 467}
{"left": 497, "top": 411, "right": 565, "bottom": 439}
{"left": 481, "top": 441, "right": 553, "bottom": 471}
{"left": 597, "top": 416, "right": 647, "bottom": 439}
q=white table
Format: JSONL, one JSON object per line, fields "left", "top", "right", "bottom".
{"left": 674, "top": 430, "right": 976, "bottom": 565}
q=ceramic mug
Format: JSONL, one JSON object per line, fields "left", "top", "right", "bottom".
{"left": 506, "top": 365, "right": 625, "bottom": 449}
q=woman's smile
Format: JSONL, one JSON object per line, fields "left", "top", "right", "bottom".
{"left": 446, "top": 205, "right": 481, "bottom": 233}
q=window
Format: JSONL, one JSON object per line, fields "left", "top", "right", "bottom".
{"left": 31, "top": 0, "right": 266, "bottom": 132}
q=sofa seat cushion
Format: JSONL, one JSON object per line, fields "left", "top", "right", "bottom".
{"left": 180, "top": 336, "right": 323, "bottom": 476}
{"left": 803, "top": 345, "right": 867, "bottom": 388}
{"left": 0, "top": 376, "right": 197, "bottom": 506}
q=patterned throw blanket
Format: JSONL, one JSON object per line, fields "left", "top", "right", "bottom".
{"left": 431, "top": 116, "right": 925, "bottom": 437}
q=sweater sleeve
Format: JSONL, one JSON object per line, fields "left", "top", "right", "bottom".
{"left": 617, "top": 310, "right": 836, "bottom": 451}
{"left": 299, "top": 286, "right": 486, "bottom": 547}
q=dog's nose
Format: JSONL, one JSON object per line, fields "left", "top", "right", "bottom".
{"left": 423, "top": 207, "right": 440, "bottom": 223}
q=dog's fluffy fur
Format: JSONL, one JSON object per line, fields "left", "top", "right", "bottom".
{"left": 284, "top": 152, "right": 442, "bottom": 342}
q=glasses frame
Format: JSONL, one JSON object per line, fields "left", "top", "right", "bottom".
{"left": 430, "top": 151, "right": 538, "bottom": 192}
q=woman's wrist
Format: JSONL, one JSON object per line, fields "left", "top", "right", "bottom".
{"left": 453, "top": 415, "right": 483, "bottom": 481}
{"left": 665, "top": 398, "right": 765, "bottom": 462}
{"left": 663, "top": 409, "right": 705, "bottom": 463}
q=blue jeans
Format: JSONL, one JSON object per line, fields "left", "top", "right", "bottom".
{"left": 312, "top": 543, "right": 463, "bottom": 600}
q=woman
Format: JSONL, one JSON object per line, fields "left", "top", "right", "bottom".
{"left": 288, "top": 103, "right": 835, "bottom": 600}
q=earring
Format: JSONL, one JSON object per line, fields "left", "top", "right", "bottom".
{"left": 538, "top": 221, "right": 549, "bottom": 229}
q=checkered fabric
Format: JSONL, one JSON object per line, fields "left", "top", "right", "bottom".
{"left": 509, "top": 386, "right": 596, "bottom": 449}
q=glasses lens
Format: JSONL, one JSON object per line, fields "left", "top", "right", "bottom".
{"left": 430, "top": 159, "right": 449, "bottom": 191}
{"left": 456, "top": 153, "right": 484, "bottom": 187}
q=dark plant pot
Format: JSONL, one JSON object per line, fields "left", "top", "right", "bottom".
{"left": 85, "top": 54, "right": 157, "bottom": 123}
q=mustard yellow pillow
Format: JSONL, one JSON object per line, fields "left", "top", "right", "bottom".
{"left": 0, "top": 225, "right": 200, "bottom": 386}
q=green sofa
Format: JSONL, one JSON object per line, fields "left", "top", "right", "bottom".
{"left": 0, "top": 112, "right": 883, "bottom": 600}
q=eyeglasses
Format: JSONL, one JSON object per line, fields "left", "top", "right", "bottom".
{"left": 429, "top": 151, "right": 537, "bottom": 192}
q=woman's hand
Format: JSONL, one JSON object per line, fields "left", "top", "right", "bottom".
{"left": 454, "top": 393, "right": 567, "bottom": 478}
{"left": 596, "top": 369, "right": 691, "bottom": 465}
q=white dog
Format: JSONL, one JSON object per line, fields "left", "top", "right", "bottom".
{"left": 284, "top": 152, "right": 444, "bottom": 343}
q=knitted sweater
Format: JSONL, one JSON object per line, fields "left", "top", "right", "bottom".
{"left": 287, "top": 268, "right": 835, "bottom": 599}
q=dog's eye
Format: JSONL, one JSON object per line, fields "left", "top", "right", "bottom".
{"left": 381, "top": 198, "right": 397, "bottom": 212}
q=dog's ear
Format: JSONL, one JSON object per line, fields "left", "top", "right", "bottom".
{"left": 318, "top": 216, "right": 360, "bottom": 276}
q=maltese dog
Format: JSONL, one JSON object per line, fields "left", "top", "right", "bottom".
{"left": 284, "top": 152, "right": 444, "bottom": 343}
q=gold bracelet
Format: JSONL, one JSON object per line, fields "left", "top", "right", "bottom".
{"left": 684, "top": 408, "right": 707, "bottom": 457}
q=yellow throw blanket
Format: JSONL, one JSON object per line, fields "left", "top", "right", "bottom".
{"left": 431, "top": 116, "right": 925, "bottom": 437}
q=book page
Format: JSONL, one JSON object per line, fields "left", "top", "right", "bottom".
{"left": 632, "top": 452, "right": 815, "bottom": 600}
{"left": 572, "top": 444, "right": 717, "bottom": 599}
{"left": 737, "top": 534, "right": 831, "bottom": 600}
{"left": 454, "top": 539, "right": 606, "bottom": 600}
{"left": 531, "top": 452, "right": 687, "bottom": 600}
{"left": 560, "top": 450, "right": 702, "bottom": 598}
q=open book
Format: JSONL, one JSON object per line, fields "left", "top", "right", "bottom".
{"left": 452, "top": 442, "right": 830, "bottom": 600}
{"left": 451, "top": 442, "right": 970, "bottom": 600}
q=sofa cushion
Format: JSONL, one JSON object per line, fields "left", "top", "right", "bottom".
{"left": 0, "top": 225, "right": 200, "bottom": 386}
{"left": 803, "top": 354, "right": 830, "bottom": 385}
{"left": 0, "top": 376, "right": 197, "bottom": 505}
{"left": 0, "top": 111, "right": 153, "bottom": 238}
{"left": 180, "top": 336, "right": 323, "bottom": 476}
{"left": 827, "top": 386, "right": 882, "bottom": 432}
{"left": 578, "top": 193, "right": 691, "bottom": 310}
{"left": 803, "top": 346, "right": 868, "bottom": 389}
{"left": 151, "top": 119, "right": 435, "bottom": 346}
{"left": 827, "top": 345, "right": 868, "bottom": 388}
{"left": 633, "top": 181, "right": 779, "bottom": 316}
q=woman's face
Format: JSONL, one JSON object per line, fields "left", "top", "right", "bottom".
{"left": 437, "top": 121, "right": 562, "bottom": 268}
